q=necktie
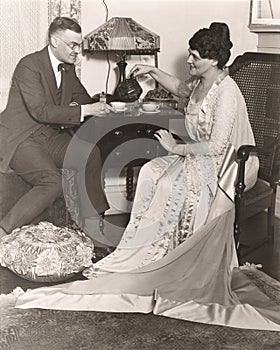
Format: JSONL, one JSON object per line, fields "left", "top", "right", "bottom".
{"left": 57, "top": 63, "right": 65, "bottom": 87}
{"left": 57, "top": 64, "right": 65, "bottom": 103}
{"left": 58, "top": 63, "right": 65, "bottom": 72}
{"left": 58, "top": 63, "right": 71, "bottom": 72}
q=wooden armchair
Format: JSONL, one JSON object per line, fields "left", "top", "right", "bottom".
{"left": 229, "top": 52, "right": 280, "bottom": 256}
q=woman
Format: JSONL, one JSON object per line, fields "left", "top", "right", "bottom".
{"left": 80, "top": 21, "right": 258, "bottom": 277}
{"left": 14, "top": 23, "right": 280, "bottom": 331}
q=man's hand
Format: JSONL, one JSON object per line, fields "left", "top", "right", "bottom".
{"left": 154, "top": 129, "right": 177, "bottom": 153}
{"left": 83, "top": 102, "right": 114, "bottom": 117}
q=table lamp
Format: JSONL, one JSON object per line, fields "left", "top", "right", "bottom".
{"left": 83, "top": 17, "right": 160, "bottom": 102}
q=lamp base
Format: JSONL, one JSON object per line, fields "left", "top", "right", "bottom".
{"left": 112, "top": 57, "right": 142, "bottom": 103}
{"left": 112, "top": 57, "right": 127, "bottom": 102}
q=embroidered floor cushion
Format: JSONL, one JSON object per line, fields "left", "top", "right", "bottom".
{"left": 0, "top": 222, "right": 94, "bottom": 282}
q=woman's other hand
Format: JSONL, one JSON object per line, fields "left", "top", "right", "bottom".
{"left": 154, "top": 129, "right": 177, "bottom": 153}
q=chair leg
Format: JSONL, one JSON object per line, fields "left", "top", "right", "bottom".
{"left": 267, "top": 207, "right": 275, "bottom": 243}
{"left": 234, "top": 217, "right": 259, "bottom": 261}
{"left": 237, "top": 210, "right": 273, "bottom": 261}
{"left": 233, "top": 220, "right": 241, "bottom": 261}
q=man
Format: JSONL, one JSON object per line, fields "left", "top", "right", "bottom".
{"left": 0, "top": 17, "right": 111, "bottom": 247}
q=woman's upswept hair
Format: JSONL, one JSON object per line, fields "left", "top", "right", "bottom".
{"left": 48, "top": 17, "right": 81, "bottom": 41}
{"left": 189, "top": 22, "right": 233, "bottom": 69}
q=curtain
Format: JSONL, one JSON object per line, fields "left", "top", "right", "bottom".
{"left": 0, "top": 0, "right": 81, "bottom": 112}
{"left": 48, "top": 0, "right": 81, "bottom": 22}
{"left": 0, "top": 0, "right": 48, "bottom": 112}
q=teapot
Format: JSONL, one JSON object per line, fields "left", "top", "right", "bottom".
{"left": 113, "top": 74, "right": 143, "bottom": 103}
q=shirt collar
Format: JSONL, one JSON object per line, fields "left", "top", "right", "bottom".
{"left": 48, "top": 45, "right": 63, "bottom": 73}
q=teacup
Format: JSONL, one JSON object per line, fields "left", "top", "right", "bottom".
{"left": 141, "top": 103, "right": 160, "bottom": 112}
{"left": 111, "top": 101, "right": 126, "bottom": 111}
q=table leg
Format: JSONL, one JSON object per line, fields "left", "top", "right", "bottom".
{"left": 126, "top": 166, "right": 134, "bottom": 201}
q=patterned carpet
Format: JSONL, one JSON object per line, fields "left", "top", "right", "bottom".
{"left": 0, "top": 269, "right": 279, "bottom": 350}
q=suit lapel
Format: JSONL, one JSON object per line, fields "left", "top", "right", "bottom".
{"left": 39, "top": 47, "right": 60, "bottom": 104}
{"left": 60, "top": 67, "right": 71, "bottom": 105}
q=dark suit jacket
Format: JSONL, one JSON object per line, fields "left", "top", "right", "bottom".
{"left": 0, "top": 46, "right": 93, "bottom": 172}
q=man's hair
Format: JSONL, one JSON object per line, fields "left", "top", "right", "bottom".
{"left": 48, "top": 17, "right": 81, "bottom": 41}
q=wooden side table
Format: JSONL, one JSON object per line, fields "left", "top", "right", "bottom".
{"left": 76, "top": 106, "right": 186, "bottom": 202}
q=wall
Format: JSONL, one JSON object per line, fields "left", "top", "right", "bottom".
{"left": 80, "top": 0, "right": 258, "bottom": 97}
{"left": 257, "top": 33, "right": 280, "bottom": 53}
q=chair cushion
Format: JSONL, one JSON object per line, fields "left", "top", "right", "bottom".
{"left": 0, "top": 222, "right": 94, "bottom": 282}
{"left": 240, "top": 179, "right": 274, "bottom": 220}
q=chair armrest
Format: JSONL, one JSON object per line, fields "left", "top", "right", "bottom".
{"left": 235, "top": 144, "right": 272, "bottom": 196}
{"left": 237, "top": 144, "right": 276, "bottom": 161}
{"left": 235, "top": 145, "right": 255, "bottom": 198}
{"left": 236, "top": 135, "right": 280, "bottom": 195}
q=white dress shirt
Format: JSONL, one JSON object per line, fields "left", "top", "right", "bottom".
{"left": 48, "top": 46, "right": 84, "bottom": 121}
{"left": 48, "top": 46, "right": 63, "bottom": 88}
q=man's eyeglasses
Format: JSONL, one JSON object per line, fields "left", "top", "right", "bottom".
{"left": 57, "top": 37, "right": 82, "bottom": 51}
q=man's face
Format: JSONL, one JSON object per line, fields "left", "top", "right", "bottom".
{"left": 50, "top": 29, "right": 82, "bottom": 64}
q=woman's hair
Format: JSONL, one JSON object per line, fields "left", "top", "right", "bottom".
{"left": 48, "top": 17, "right": 81, "bottom": 41}
{"left": 188, "top": 22, "right": 233, "bottom": 69}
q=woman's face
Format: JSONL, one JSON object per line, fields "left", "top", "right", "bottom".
{"left": 187, "top": 48, "right": 217, "bottom": 77}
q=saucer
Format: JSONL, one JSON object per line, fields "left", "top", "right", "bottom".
{"left": 139, "top": 108, "right": 160, "bottom": 114}
{"left": 113, "top": 107, "right": 127, "bottom": 113}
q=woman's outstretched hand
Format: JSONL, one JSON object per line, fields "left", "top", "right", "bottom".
{"left": 154, "top": 129, "right": 177, "bottom": 153}
{"left": 129, "top": 64, "right": 155, "bottom": 78}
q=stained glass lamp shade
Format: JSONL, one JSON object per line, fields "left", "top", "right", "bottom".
{"left": 83, "top": 17, "right": 160, "bottom": 54}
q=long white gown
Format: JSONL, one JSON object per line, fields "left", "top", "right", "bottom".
{"left": 15, "top": 73, "right": 280, "bottom": 331}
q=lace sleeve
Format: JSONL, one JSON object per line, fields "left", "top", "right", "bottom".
{"left": 172, "top": 78, "right": 238, "bottom": 157}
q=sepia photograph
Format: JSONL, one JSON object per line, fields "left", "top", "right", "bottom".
{"left": 0, "top": 0, "right": 280, "bottom": 349}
